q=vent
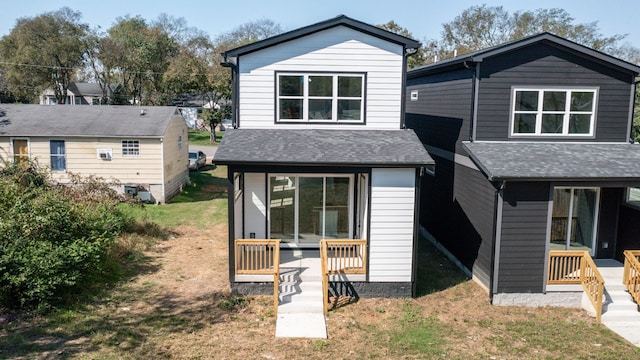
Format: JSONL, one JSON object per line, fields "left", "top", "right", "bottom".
{"left": 97, "top": 148, "right": 112, "bottom": 160}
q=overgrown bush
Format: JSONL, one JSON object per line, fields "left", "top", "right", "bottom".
{"left": 0, "top": 160, "right": 135, "bottom": 310}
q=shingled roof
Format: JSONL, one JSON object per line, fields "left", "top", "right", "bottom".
{"left": 463, "top": 141, "right": 640, "bottom": 181}
{"left": 213, "top": 129, "right": 433, "bottom": 167}
{"left": 0, "top": 104, "right": 180, "bottom": 137}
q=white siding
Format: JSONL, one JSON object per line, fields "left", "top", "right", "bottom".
{"left": 244, "top": 173, "right": 267, "bottom": 238}
{"left": 368, "top": 168, "right": 416, "bottom": 282}
{"left": 237, "top": 26, "right": 404, "bottom": 130}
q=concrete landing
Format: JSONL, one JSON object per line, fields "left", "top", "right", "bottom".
{"left": 595, "top": 259, "right": 640, "bottom": 346}
{"left": 275, "top": 249, "right": 327, "bottom": 339}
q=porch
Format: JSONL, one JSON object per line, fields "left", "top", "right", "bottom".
{"left": 547, "top": 250, "right": 640, "bottom": 346}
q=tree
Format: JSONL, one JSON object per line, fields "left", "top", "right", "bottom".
{"left": 425, "top": 5, "right": 640, "bottom": 65}
{"left": 377, "top": 21, "right": 426, "bottom": 69}
{"left": 0, "top": 7, "right": 90, "bottom": 103}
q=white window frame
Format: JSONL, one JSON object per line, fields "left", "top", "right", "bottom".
{"left": 121, "top": 140, "right": 140, "bottom": 157}
{"left": 49, "top": 139, "right": 66, "bottom": 171}
{"left": 276, "top": 72, "right": 365, "bottom": 123}
{"left": 551, "top": 186, "right": 600, "bottom": 256}
{"left": 268, "top": 174, "right": 354, "bottom": 247}
{"left": 510, "top": 87, "right": 597, "bottom": 137}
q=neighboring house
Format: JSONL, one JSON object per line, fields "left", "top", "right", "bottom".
{"left": 0, "top": 104, "right": 189, "bottom": 203}
{"left": 405, "top": 32, "right": 640, "bottom": 305}
{"left": 40, "top": 82, "right": 122, "bottom": 105}
{"left": 213, "top": 15, "right": 434, "bottom": 297}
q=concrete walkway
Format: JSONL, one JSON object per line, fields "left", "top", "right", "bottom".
{"left": 596, "top": 259, "right": 640, "bottom": 346}
{"left": 275, "top": 250, "right": 327, "bottom": 339}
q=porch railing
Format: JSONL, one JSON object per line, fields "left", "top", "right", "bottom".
{"left": 234, "top": 239, "right": 280, "bottom": 313}
{"left": 623, "top": 250, "right": 640, "bottom": 306}
{"left": 320, "top": 239, "right": 367, "bottom": 314}
{"left": 548, "top": 250, "right": 605, "bottom": 323}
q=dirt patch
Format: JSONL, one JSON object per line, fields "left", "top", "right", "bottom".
{"left": 201, "top": 185, "right": 227, "bottom": 193}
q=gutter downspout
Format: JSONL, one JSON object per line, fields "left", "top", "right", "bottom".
{"left": 401, "top": 46, "right": 419, "bottom": 129}
{"left": 221, "top": 55, "right": 239, "bottom": 129}
{"left": 463, "top": 60, "right": 479, "bottom": 141}
{"left": 489, "top": 180, "right": 505, "bottom": 303}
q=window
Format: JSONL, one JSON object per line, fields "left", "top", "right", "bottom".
{"left": 277, "top": 73, "right": 364, "bottom": 123}
{"left": 122, "top": 140, "right": 140, "bottom": 156}
{"left": 178, "top": 135, "right": 183, "bottom": 149}
{"left": 50, "top": 140, "right": 66, "bottom": 171}
{"left": 12, "top": 139, "right": 29, "bottom": 164}
{"left": 512, "top": 88, "right": 596, "bottom": 136}
{"left": 550, "top": 187, "right": 600, "bottom": 255}
{"left": 269, "top": 175, "right": 352, "bottom": 245}
{"left": 74, "top": 97, "right": 82, "bottom": 105}
{"left": 626, "top": 187, "right": 640, "bottom": 208}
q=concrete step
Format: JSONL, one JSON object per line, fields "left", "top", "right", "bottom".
{"left": 278, "top": 300, "right": 324, "bottom": 314}
{"left": 604, "top": 283, "right": 628, "bottom": 292}
{"left": 275, "top": 313, "right": 327, "bottom": 338}
{"left": 604, "top": 302, "right": 639, "bottom": 313}
{"left": 601, "top": 309, "right": 640, "bottom": 322}
{"left": 606, "top": 290, "right": 634, "bottom": 301}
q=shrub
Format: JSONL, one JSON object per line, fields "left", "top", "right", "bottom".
{"left": 0, "top": 160, "right": 133, "bottom": 310}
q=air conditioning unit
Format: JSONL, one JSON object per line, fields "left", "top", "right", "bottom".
{"left": 97, "top": 148, "right": 112, "bottom": 160}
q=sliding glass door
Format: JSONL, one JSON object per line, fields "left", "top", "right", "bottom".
{"left": 269, "top": 175, "right": 352, "bottom": 246}
{"left": 550, "top": 187, "right": 599, "bottom": 254}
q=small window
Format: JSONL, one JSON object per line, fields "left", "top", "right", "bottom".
{"left": 178, "top": 135, "right": 183, "bottom": 149}
{"left": 277, "top": 72, "right": 365, "bottom": 123}
{"left": 74, "top": 97, "right": 82, "bottom": 105}
{"left": 12, "top": 139, "right": 29, "bottom": 164}
{"left": 626, "top": 187, "right": 640, "bottom": 208}
{"left": 50, "top": 140, "right": 66, "bottom": 171}
{"left": 512, "top": 88, "right": 596, "bottom": 136}
{"left": 122, "top": 140, "right": 140, "bottom": 156}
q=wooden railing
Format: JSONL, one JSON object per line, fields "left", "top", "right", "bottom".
{"left": 320, "top": 239, "right": 367, "bottom": 314}
{"left": 548, "top": 250, "right": 605, "bottom": 323}
{"left": 623, "top": 250, "right": 640, "bottom": 306}
{"left": 234, "top": 239, "right": 280, "bottom": 313}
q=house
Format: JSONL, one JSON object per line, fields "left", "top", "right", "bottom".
{"left": 40, "top": 82, "right": 122, "bottom": 105}
{"left": 405, "top": 32, "right": 640, "bottom": 306}
{"left": 213, "top": 15, "right": 434, "bottom": 298}
{"left": 0, "top": 104, "right": 189, "bottom": 203}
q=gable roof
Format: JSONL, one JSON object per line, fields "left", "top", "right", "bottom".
{"left": 0, "top": 104, "right": 180, "bottom": 138}
{"left": 213, "top": 128, "right": 433, "bottom": 167}
{"left": 463, "top": 141, "right": 640, "bottom": 181}
{"left": 409, "top": 32, "right": 640, "bottom": 78}
{"left": 222, "top": 15, "right": 421, "bottom": 62}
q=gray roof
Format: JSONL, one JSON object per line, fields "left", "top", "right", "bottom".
{"left": 463, "top": 141, "right": 640, "bottom": 181}
{"left": 213, "top": 129, "right": 434, "bottom": 167}
{"left": 409, "top": 32, "right": 640, "bottom": 78}
{"left": 223, "top": 15, "right": 420, "bottom": 61}
{"left": 0, "top": 104, "right": 179, "bottom": 137}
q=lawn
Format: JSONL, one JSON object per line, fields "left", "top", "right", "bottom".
{"left": 1, "top": 166, "right": 639, "bottom": 359}
{"left": 188, "top": 129, "right": 222, "bottom": 146}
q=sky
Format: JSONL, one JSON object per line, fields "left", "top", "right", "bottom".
{"left": 0, "top": 0, "right": 639, "bottom": 48}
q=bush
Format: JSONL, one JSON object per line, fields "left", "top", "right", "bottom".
{"left": 0, "top": 161, "right": 133, "bottom": 310}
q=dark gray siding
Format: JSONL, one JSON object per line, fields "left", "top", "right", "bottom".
{"left": 415, "top": 152, "right": 496, "bottom": 289}
{"left": 498, "top": 182, "right": 551, "bottom": 293}
{"left": 476, "top": 42, "right": 634, "bottom": 142}
{"left": 406, "top": 68, "right": 473, "bottom": 155}
{"left": 596, "top": 188, "right": 623, "bottom": 259}
{"left": 453, "top": 163, "right": 497, "bottom": 289}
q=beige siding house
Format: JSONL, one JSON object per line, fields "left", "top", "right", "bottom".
{"left": 0, "top": 105, "right": 188, "bottom": 203}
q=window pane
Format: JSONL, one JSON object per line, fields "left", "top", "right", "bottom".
{"left": 309, "top": 76, "right": 332, "bottom": 97}
{"left": 628, "top": 187, "right": 640, "bottom": 202}
{"left": 513, "top": 114, "right": 536, "bottom": 133}
{"left": 570, "top": 92, "right": 594, "bottom": 111}
{"left": 325, "top": 177, "right": 350, "bottom": 239}
{"left": 50, "top": 140, "right": 65, "bottom": 155}
{"left": 298, "top": 177, "right": 324, "bottom": 244}
{"left": 279, "top": 99, "right": 303, "bottom": 119}
{"left": 568, "top": 114, "right": 591, "bottom": 134}
{"left": 338, "top": 100, "right": 361, "bottom": 120}
{"left": 338, "top": 76, "right": 362, "bottom": 97}
{"left": 542, "top": 91, "right": 566, "bottom": 111}
{"left": 541, "top": 114, "right": 564, "bottom": 133}
{"left": 270, "top": 176, "right": 295, "bottom": 242}
{"left": 515, "top": 91, "right": 538, "bottom": 111}
{"left": 50, "top": 140, "right": 66, "bottom": 171}
{"left": 571, "top": 189, "right": 598, "bottom": 251}
{"left": 309, "top": 99, "right": 332, "bottom": 120}
{"left": 279, "top": 75, "right": 303, "bottom": 96}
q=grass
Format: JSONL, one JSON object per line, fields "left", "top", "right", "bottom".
{"left": 2, "top": 165, "right": 640, "bottom": 359}
{"left": 188, "top": 129, "right": 222, "bottom": 146}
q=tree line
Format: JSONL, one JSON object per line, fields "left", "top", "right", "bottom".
{"left": 0, "top": 5, "right": 638, "bottom": 140}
